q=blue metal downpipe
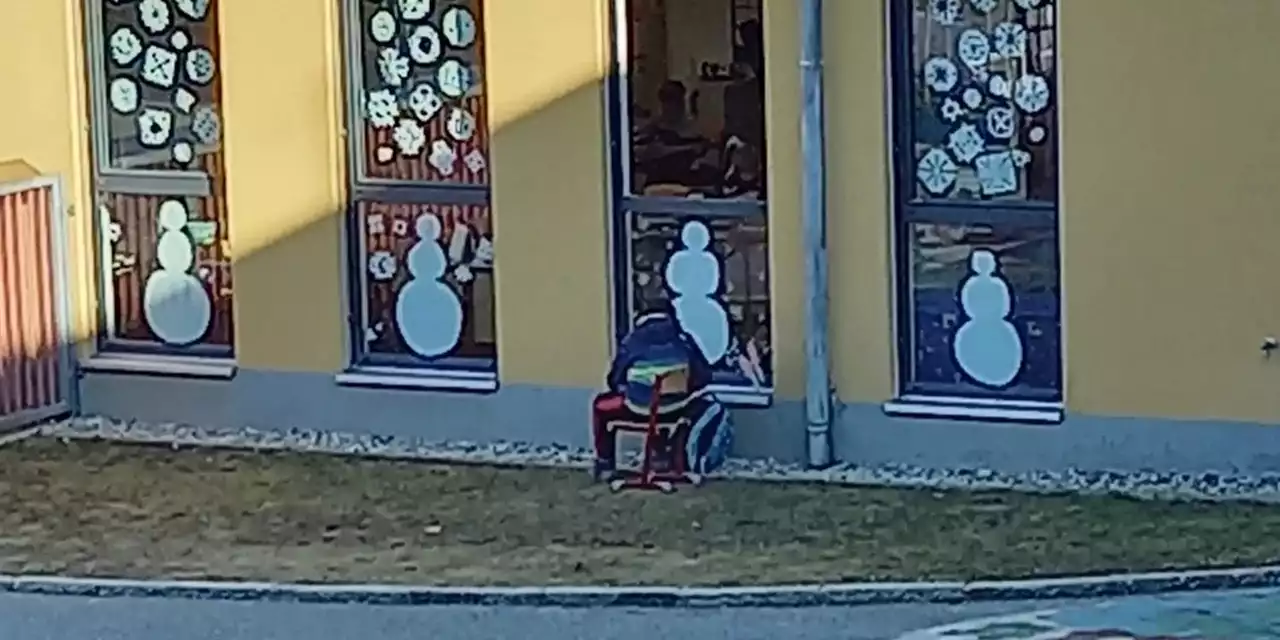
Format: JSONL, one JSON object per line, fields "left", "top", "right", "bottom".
{"left": 799, "top": 0, "right": 833, "bottom": 468}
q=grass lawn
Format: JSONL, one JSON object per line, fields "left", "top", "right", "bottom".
{"left": 2, "top": 437, "right": 1280, "bottom": 586}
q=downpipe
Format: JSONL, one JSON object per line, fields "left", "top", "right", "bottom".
{"left": 800, "top": 0, "right": 833, "bottom": 468}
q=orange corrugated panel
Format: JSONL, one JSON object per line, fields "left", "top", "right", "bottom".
{"left": 0, "top": 185, "right": 63, "bottom": 418}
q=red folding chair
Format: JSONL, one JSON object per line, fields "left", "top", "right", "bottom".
{"left": 607, "top": 372, "right": 694, "bottom": 494}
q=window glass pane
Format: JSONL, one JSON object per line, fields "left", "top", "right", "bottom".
{"left": 628, "top": 212, "right": 772, "bottom": 388}
{"left": 909, "top": 0, "right": 1055, "bottom": 202}
{"left": 357, "top": 201, "right": 495, "bottom": 364}
{"left": 101, "top": 188, "right": 234, "bottom": 349}
{"left": 906, "top": 222, "right": 1060, "bottom": 397}
{"left": 354, "top": 0, "right": 489, "bottom": 185}
{"left": 100, "top": 0, "right": 223, "bottom": 171}
{"left": 624, "top": 0, "right": 766, "bottom": 200}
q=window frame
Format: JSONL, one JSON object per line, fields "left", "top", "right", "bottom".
{"left": 338, "top": 0, "right": 497, "bottom": 382}
{"left": 604, "top": 0, "right": 774, "bottom": 406}
{"left": 886, "top": 0, "right": 1063, "bottom": 404}
{"left": 82, "top": 0, "right": 231, "bottom": 359}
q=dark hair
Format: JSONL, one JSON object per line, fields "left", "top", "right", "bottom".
{"left": 658, "top": 79, "right": 686, "bottom": 105}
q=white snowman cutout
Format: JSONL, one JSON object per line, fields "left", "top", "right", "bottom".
{"left": 664, "top": 220, "right": 729, "bottom": 364}
{"left": 395, "top": 213, "right": 463, "bottom": 358}
{"left": 143, "top": 199, "right": 212, "bottom": 346}
{"left": 952, "top": 249, "right": 1024, "bottom": 387}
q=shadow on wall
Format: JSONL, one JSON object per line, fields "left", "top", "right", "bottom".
{"left": 0, "top": 74, "right": 620, "bottom": 429}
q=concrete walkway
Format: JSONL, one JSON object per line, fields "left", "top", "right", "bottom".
{"left": 2, "top": 588, "right": 1278, "bottom": 640}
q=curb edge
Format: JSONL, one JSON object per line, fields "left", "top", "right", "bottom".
{"left": 2, "top": 566, "right": 1279, "bottom": 608}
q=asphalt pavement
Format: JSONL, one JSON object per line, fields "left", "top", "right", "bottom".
{"left": 1, "top": 588, "right": 1277, "bottom": 639}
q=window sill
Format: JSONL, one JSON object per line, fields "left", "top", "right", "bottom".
{"left": 882, "top": 395, "right": 1062, "bottom": 424}
{"left": 79, "top": 353, "right": 237, "bottom": 380}
{"left": 335, "top": 366, "right": 499, "bottom": 393}
{"left": 709, "top": 384, "right": 772, "bottom": 408}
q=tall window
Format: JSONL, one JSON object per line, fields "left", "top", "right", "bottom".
{"left": 609, "top": 0, "right": 772, "bottom": 404}
{"left": 888, "top": 0, "right": 1061, "bottom": 414}
{"left": 341, "top": 0, "right": 496, "bottom": 388}
{"left": 85, "top": 0, "right": 234, "bottom": 357}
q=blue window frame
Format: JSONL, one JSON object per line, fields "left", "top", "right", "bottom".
{"left": 339, "top": 0, "right": 497, "bottom": 390}
{"left": 605, "top": 0, "right": 773, "bottom": 405}
{"left": 887, "top": 0, "right": 1062, "bottom": 410}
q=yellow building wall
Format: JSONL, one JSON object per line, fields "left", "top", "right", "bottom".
{"left": 0, "top": 1, "right": 97, "bottom": 355}
{"left": 18, "top": 0, "right": 1278, "bottom": 425}
{"left": 825, "top": 0, "right": 1280, "bottom": 424}
{"left": 1059, "top": 0, "right": 1280, "bottom": 423}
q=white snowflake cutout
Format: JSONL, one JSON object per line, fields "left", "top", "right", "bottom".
{"left": 975, "top": 151, "right": 1019, "bottom": 196}
{"left": 940, "top": 98, "right": 964, "bottom": 123}
{"left": 174, "top": 0, "right": 210, "bottom": 20}
{"left": 109, "top": 27, "right": 144, "bottom": 66}
{"left": 369, "top": 10, "right": 397, "bottom": 44}
{"left": 946, "top": 123, "right": 985, "bottom": 164}
{"left": 368, "top": 213, "right": 386, "bottom": 236}
{"left": 184, "top": 47, "right": 216, "bottom": 85}
{"left": 957, "top": 29, "right": 991, "bottom": 69}
{"left": 923, "top": 57, "right": 958, "bottom": 93}
{"left": 392, "top": 219, "right": 409, "bottom": 236}
{"left": 137, "top": 108, "right": 173, "bottom": 148}
{"left": 375, "top": 146, "right": 395, "bottom": 163}
{"left": 441, "top": 6, "right": 477, "bottom": 48}
{"left": 1013, "top": 0, "right": 1044, "bottom": 10}
{"left": 916, "top": 147, "right": 958, "bottom": 195}
{"left": 169, "top": 29, "right": 190, "bottom": 51}
{"left": 446, "top": 108, "right": 475, "bottom": 141}
{"left": 138, "top": 0, "right": 172, "bottom": 35}
{"left": 962, "top": 87, "right": 983, "bottom": 109}
{"left": 398, "top": 0, "right": 432, "bottom": 21}
{"left": 377, "top": 48, "right": 411, "bottom": 87}
{"left": 987, "top": 74, "right": 1011, "bottom": 99}
{"left": 140, "top": 44, "right": 179, "bottom": 88}
{"left": 429, "top": 139, "right": 456, "bottom": 176}
{"left": 929, "top": 0, "right": 961, "bottom": 25}
{"left": 173, "top": 87, "right": 197, "bottom": 113}
{"left": 436, "top": 59, "right": 473, "bottom": 98}
{"left": 407, "top": 83, "right": 443, "bottom": 122}
{"left": 464, "top": 148, "right": 486, "bottom": 173}
{"left": 407, "top": 25, "right": 442, "bottom": 65}
{"left": 969, "top": 0, "right": 998, "bottom": 13}
{"left": 108, "top": 221, "right": 123, "bottom": 243}
{"left": 392, "top": 118, "right": 426, "bottom": 156}
{"left": 109, "top": 77, "right": 140, "bottom": 114}
{"left": 984, "top": 106, "right": 1015, "bottom": 140}
{"left": 1011, "top": 148, "right": 1032, "bottom": 167}
{"left": 364, "top": 326, "right": 380, "bottom": 343}
{"left": 365, "top": 89, "right": 399, "bottom": 128}
{"left": 453, "top": 264, "right": 474, "bottom": 284}
{"left": 1027, "top": 124, "right": 1048, "bottom": 144}
{"left": 993, "top": 22, "right": 1027, "bottom": 58}
{"left": 197, "top": 266, "right": 212, "bottom": 280}
{"left": 368, "top": 250, "right": 397, "bottom": 281}
{"left": 171, "top": 141, "right": 194, "bottom": 165}
{"left": 970, "top": 67, "right": 990, "bottom": 84}
{"left": 1013, "top": 74, "right": 1051, "bottom": 114}
{"left": 190, "top": 104, "right": 220, "bottom": 145}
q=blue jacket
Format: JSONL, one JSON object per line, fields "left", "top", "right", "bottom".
{"left": 607, "top": 314, "right": 712, "bottom": 409}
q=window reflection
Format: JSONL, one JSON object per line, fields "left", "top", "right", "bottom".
{"left": 625, "top": 0, "right": 766, "bottom": 200}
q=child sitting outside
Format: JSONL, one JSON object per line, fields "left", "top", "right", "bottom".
{"left": 590, "top": 311, "right": 734, "bottom": 482}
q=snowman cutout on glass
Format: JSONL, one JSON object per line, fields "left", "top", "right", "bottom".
{"left": 143, "top": 199, "right": 212, "bottom": 346}
{"left": 952, "top": 249, "right": 1024, "bottom": 388}
{"left": 395, "top": 213, "right": 463, "bottom": 358}
{"left": 664, "top": 220, "right": 729, "bottom": 364}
